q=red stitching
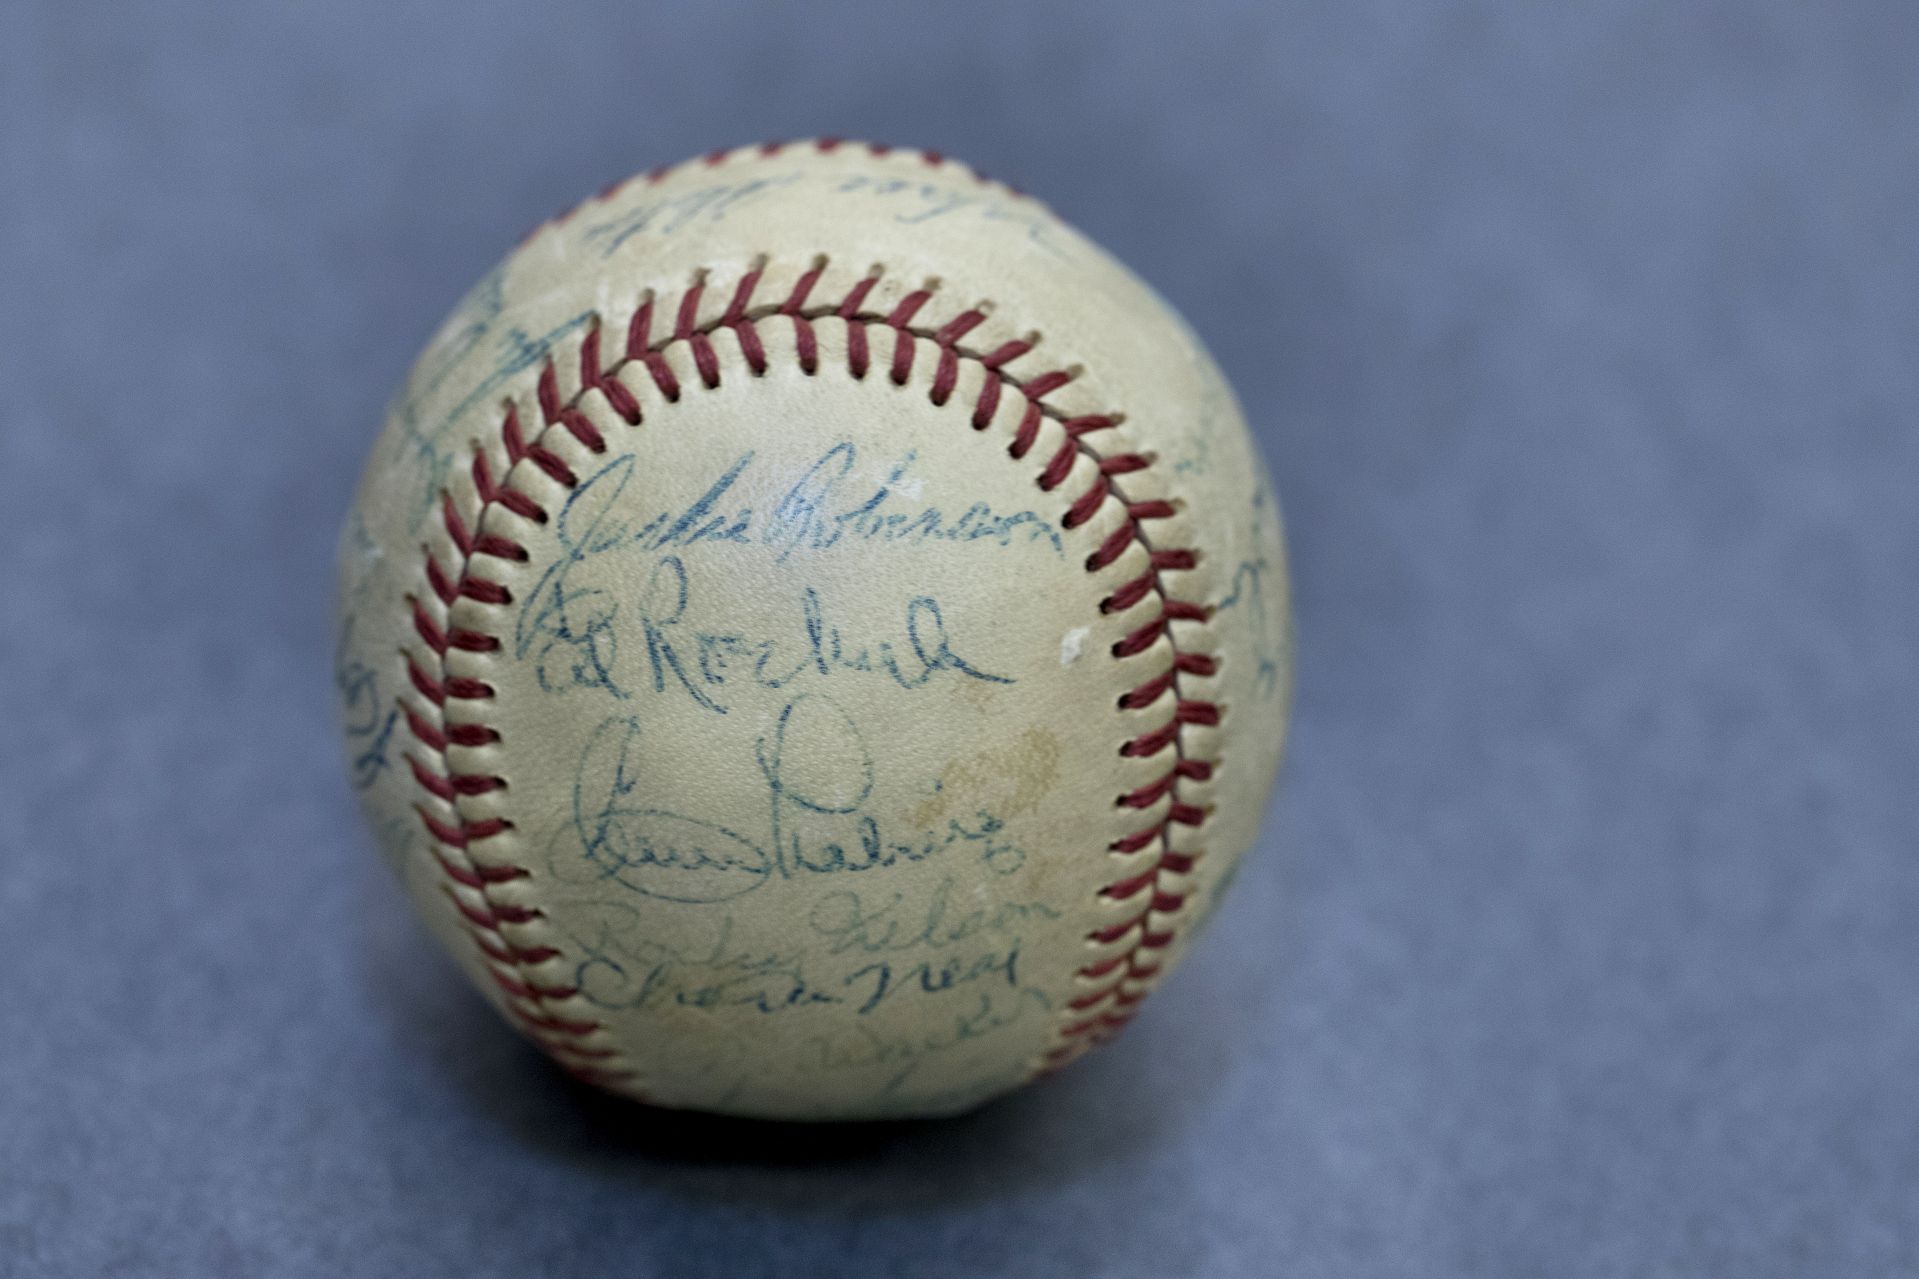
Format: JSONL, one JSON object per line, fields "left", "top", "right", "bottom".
{"left": 837, "top": 274, "right": 880, "bottom": 319}
{"left": 442, "top": 675, "right": 493, "bottom": 701}
{"left": 980, "top": 336, "right": 1034, "bottom": 369}
{"left": 397, "top": 256, "right": 1223, "bottom": 1091}
{"left": 934, "top": 307, "right": 988, "bottom": 345}
{"left": 1009, "top": 402, "right": 1043, "bottom": 459}
{"left": 674, "top": 276, "right": 706, "bottom": 339}
{"left": 1022, "top": 367, "right": 1076, "bottom": 400}
{"left": 1036, "top": 441, "right": 1078, "bottom": 492}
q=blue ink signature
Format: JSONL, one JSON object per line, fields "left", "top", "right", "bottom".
{"left": 582, "top": 173, "right": 804, "bottom": 257}
{"left": 558, "top": 901, "right": 1025, "bottom": 1020}
{"left": 807, "top": 988, "right": 1054, "bottom": 1092}
{"left": 561, "top": 906, "right": 824, "bottom": 1015}
{"left": 806, "top": 880, "right": 1060, "bottom": 957}
{"left": 335, "top": 617, "right": 397, "bottom": 790}
{"left": 520, "top": 549, "right": 1009, "bottom": 708}
{"left": 517, "top": 448, "right": 1032, "bottom": 707}
{"left": 534, "top": 443, "right": 1060, "bottom": 568}
{"left": 762, "top": 442, "right": 1061, "bottom": 563}
{"left": 571, "top": 694, "right": 1028, "bottom": 905}
{"left": 828, "top": 175, "right": 1066, "bottom": 256}
{"left": 1215, "top": 485, "right": 1286, "bottom": 699}
{"left": 387, "top": 261, "right": 595, "bottom": 531}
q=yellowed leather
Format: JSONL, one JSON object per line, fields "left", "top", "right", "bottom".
{"left": 335, "top": 141, "right": 1293, "bottom": 1120}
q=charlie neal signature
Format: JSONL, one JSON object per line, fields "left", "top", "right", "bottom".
{"left": 558, "top": 882, "right": 1055, "bottom": 1095}
{"left": 563, "top": 889, "right": 1040, "bottom": 1021}
{"left": 572, "top": 693, "right": 1030, "bottom": 906}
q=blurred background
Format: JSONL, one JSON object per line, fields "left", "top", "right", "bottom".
{"left": 3, "top": 3, "right": 1915, "bottom": 1275}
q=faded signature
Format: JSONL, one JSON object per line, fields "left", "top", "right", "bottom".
{"left": 807, "top": 879, "right": 1060, "bottom": 956}
{"left": 561, "top": 901, "right": 1026, "bottom": 1020}
{"left": 583, "top": 174, "right": 805, "bottom": 257}
{"left": 520, "top": 549, "right": 1010, "bottom": 709}
{"left": 828, "top": 174, "right": 1065, "bottom": 255}
{"left": 807, "top": 988, "right": 1054, "bottom": 1093}
{"left": 528, "top": 443, "right": 1059, "bottom": 567}
{"left": 515, "top": 444, "right": 1041, "bottom": 708}
{"left": 335, "top": 617, "right": 397, "bottom": 790}
{"left": 578, "top": 168, "right": 1066, "bottom": 260}
{"left": 1216, "top": 484, "right": 1287, "bottom": 700}
{"left": 571, "top": 693, "right": 1029, "bottom": 905}
{"left": 390, "top": 261, "right": 595, "bottom": 531}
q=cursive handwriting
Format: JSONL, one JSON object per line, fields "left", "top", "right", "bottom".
{"left": 580, "top": 168, "right": 1066, "bottom": 260}
{"left": 827, "top": 175, "right": 1066, "bottom": 255}
{"left": 572, "top": 715, "right": 770, "bottom": 903}
{"left": 640, "top": 556, "right": 1010, "bottom": 712}
{"left": 519, "top": 506, "right": 1015, "bottom": 708}
{"left": 511, "top": 442, "right": 1053, "bottom": 701}
{"left": 1215, "top": 484, "right": 1286, "bottom": 700}
{"left": 565, "top": 909, "right": 1021, "bottom": 1020}
{"left": 559, "top": 881, "right": 1038, "bottom": 1022}
{"left": 807, "top": 878, "right": 1059, "bottom": 956}
{"left": 583, "top": 173, "right": 804, "bottom": 257}
{"left": 335, "top": 617, "right": 397, "bottom": 790}
{"left": 761, "top": 442, "right": 1062, "bottom": 562}
{"left": 391, "top": 274, "right": 596, "bottom": 532}
{"left": 806, "top": 988, "right": 1053, "bottom": 1092}
{"left": 844, "top": 947, "right": 1020, "bottom": 1017}
{"left": 564, "top": 906, "right": 824, "bottom": 1015}
{"left": 536, "top": 444, "right": 1059, "bottom": 566}
{"left": 755, "top": 694, "right": 1028, "bottom": 881}
{"left": 572, "top": 695, "right": 1029, "bottom": 904}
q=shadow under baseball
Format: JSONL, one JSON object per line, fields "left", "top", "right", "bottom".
{"left": 355, "top": 855, "right": 1265, "bottom": 1213}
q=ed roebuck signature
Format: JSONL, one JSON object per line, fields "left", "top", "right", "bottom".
{"left": 517, "top": 442, "right": 1043, "bottom": 708}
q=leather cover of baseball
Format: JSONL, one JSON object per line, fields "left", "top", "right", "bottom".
{"left": 335, "top": 140, "right": 1293, "bottom": 1120}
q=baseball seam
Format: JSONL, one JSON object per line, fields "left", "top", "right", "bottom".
{"left": 396, "top": 256, "right": 1222, "bottom": 1096}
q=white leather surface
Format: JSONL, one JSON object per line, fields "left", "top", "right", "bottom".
{"left": 337, "top": 144, "right": 1293, "bottom": 1117}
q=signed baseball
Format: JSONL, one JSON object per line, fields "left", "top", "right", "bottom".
{"left": 336, "top": 140, "right": 1292, "bottom": 1120}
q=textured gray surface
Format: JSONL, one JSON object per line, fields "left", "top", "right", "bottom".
{"left": 4, "top": 2, "right": 1917, "bottom": 1275}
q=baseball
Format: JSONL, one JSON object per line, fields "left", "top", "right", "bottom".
{"left": 336, "top": 140, "right": 1293, "bottom": 1120}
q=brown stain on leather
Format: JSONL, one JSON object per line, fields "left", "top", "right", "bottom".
{"left": 911, "top": 727, "right": 1062, "bottom": 828}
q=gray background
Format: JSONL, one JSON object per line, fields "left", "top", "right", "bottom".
{"left": 3, "top": 2, "right": 1915, "bottom": 1276}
